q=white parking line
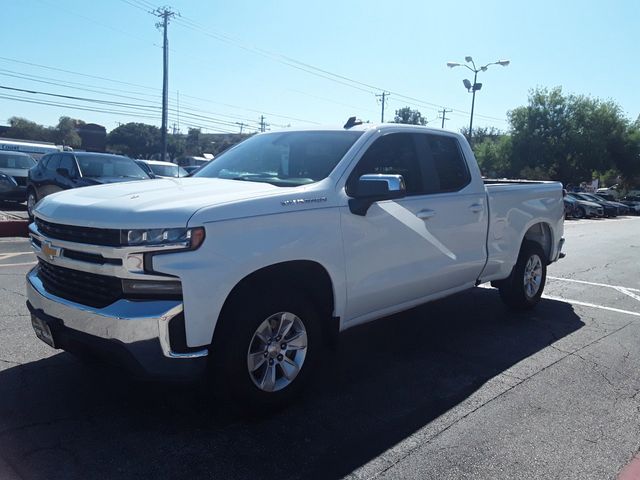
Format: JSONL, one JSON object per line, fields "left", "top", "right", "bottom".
{"left": 615, "top": 287, "right": 640, "bottom": 303}
{"left": 0, "top": 252, "right": 34, "bottom": 261}
{"left": 478, "top": 283, "right": 640, "bottom": 318}
{"left": 0, "top": 261, "right": 36, "bottom": 268}
{"left": 547, "top": 276, "right": 640, "bottom": 294}
{"left": 543, "top": 295, "right": 640, "bottom": 318}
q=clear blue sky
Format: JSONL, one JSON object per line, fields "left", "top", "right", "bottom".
{"left": 2, "top": 0, "right": 638, "bottom": 135}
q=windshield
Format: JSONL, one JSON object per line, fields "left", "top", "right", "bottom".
{"left": 574, "top": 193, "right": 594, "bottom": 201}
{"left": 581, "top": 194, "right": 601, "bottom": 202}
{"left": 0, "top": 153, "right": 36, "bottom": 169}
{"left": 194, "top": 130, "right": 364, "bottom": 186}
{"left": 76, "top": 154, "right": 149, "bottom": 179}
{"left": 149, "top": 163, "right": 188, "bottom": 177}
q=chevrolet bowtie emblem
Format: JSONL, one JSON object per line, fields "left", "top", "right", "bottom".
{"left": 41, "top": 241, "right": 61, "bottom": 261}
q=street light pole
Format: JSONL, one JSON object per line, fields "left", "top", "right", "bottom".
{"left": 446, "top": 57, "right": 510, "bottom": 144}
{"left": 468, "top": 69, "right": 478, "bottom": 140}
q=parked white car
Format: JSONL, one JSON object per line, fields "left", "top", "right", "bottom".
{"left": 26, "top": 123, "right": 565, "bottom": 408}
{"left": 136, "top": 159, "right": 188, "bottom": 178}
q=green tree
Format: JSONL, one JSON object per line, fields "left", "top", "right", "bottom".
{"left": 610, "top": 126, "right": 640, "bottom": 189}
{"left": 107, "top": 122, "right": 160, "bottom": 158}
{"left": 185, "top": 128, "right": 203, "bottom": 155}
{"left": 2, "top": 117, "right": 53, "bottom": 142}
{"left": 474, "top": 135, "right": 512, "bottom": 178}
{"left": 393, "top": 107, "right": 427, "bottom": 125}
{"left": 52, "top": 116, "right": 83, "bottom": 147}
{"left": 507, "top": 87, "right": 630, "bottom": 184}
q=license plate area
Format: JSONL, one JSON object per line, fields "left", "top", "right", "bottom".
{"left": 31, "top": 314, "right": 56, "bottom": 348}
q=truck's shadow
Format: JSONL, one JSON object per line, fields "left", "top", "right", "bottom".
{"left": 0, "top": 288, "right": 582, "bottom": 480}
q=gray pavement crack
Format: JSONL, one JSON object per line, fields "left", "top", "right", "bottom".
{"left": 367, "top": 320, "right": 635, "bottom": 480}
{"left": 0, "top": 286, "right": 25, "bottom": 298}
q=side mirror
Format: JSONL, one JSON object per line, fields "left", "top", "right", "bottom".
{"left": 348, "top": 174, "right": 406, "bottom": 216}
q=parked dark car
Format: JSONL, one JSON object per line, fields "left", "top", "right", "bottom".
{"left": 563, "top": 196, "right": 577, "bottom": 218}
{"left": 0, "top": 151, "right": 37, "bottom": 202}
{"left": 572, "top": 192, "right": 618, "bottom": 217}
{"left": 619, "top": 196, "right": 640, "bottom": 215}
{"left": 27, "top": 152, "right": 150, "bottom": 218}
{"left": 592, "top": 193, "right": 630, "bottom": 215}
{"left": 566, "top": 193, "right": 604, "bottom": 218}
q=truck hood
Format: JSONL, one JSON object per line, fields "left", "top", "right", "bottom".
{"left": 35, "top": 178, "right": 281, "bottom": 228}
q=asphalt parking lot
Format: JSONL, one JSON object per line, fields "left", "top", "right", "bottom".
{"left": 1, "top": 215, "right": 640, "bottom": 480}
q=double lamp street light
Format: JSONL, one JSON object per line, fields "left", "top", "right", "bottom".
{"left": 447, "top": 56, "right": 510, "bottom": 143}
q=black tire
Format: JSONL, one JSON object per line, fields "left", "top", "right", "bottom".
{"left": 575, "top": 207, "right": 585, "bottom": 219}
{"left": 498, "top": 241, "right": 547, "bottom": 311}
{"left": 26, "top": 189, "right": 37, "bottom": 221}
{"left": 210, "top": 286, "right": 323, "bottom": 411}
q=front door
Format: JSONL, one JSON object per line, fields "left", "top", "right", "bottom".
{"left": 340, "top": 131, "right": 487, "bottom": 325}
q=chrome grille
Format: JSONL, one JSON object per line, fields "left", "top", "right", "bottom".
{"left": 37, "top": 259, "right": 123, "bottom": 308}
{"left": 35, "top": 218, "right": 122, "bottom": 246}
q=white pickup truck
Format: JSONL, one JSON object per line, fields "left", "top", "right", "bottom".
{"left": 26, "top": 122, "right": 564, "bottom": 407}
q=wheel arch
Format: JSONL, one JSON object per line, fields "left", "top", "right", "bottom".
{"left": 215, "top": 260, "right": 337, "bottom": 344}
{"left": 522, "top": 222, "right": 553, "bottom": 262}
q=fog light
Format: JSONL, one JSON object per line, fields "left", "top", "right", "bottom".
{"left": 122, "top": 279, "right": 182, "bottom": 295}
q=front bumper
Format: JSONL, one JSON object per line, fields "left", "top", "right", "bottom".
{"left": 26, "top": 267, "right": 208, "bottom": 381}
{"left": 0, "top": 185, "right": 26, "bottom": 201}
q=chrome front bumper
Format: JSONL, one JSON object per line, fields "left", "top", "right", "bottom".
{"left": 26, "top": 267, "right": 208, "bottom": 380}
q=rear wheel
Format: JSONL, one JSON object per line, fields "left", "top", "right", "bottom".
{"left": 211, "top": 287, "right": 323, "bottom": 410}
{"left": 574, "top": 207, "right": 585, "bottom": 219}
{"left": 498, "top": 241, "right": 547, "bottom": 311}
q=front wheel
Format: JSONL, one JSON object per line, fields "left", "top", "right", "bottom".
{"left": 498, "top": 241, "right": 547, "bottom": 311}
{"left": 211, "top": 288, "right": 322, "bottom": 410}
{"left": 27, "top": 189, "right": 37, "bottom": 220}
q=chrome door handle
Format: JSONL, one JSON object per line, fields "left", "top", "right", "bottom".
{"left": 417, "top": 209, "right": 436, "bottom": 220}
{"left": 469, "top": 203, "right": 483, "bottom": 213}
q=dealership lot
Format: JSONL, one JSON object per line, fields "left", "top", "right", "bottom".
{"left": 1, "top": 217, "right": 640, "bottom": 479}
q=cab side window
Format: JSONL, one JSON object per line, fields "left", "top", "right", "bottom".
{"left": 60, "top": 155, "right": 78, "bottom": 177}
{"left": 45, "top": 154, "right": 61, "bottom": 173}
{"left": 424, "top": 135, "right": 470, "bottom": 192}
{"left": 348, "top": 133, "right": 423, "bottom": 196}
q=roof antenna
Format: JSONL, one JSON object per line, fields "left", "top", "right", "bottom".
{"left": 343, "top": 116, "right": 362, "bottom": 129}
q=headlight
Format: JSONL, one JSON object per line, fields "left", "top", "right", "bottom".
{"left": 0, "top": 173, "right": 17, "bottom": 187}
{"left": 123, "top": 226, "right": 205, "bottom": 249}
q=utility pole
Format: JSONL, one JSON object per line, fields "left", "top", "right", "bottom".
{"left": 259, "top": 115, "right": 269, "bottom": 133}
{"left": 236, "top": 122, "right": 246, "bottom": 134}
{"left": 439, "top": 107, "right": 452, "bottom": 128}
{"left": 154, "top": 7, "right": 178, "bottom": 162}
{"left": 375, "top": 91, "right": 390, "bottom": 122}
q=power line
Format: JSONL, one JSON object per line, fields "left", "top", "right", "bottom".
{"left": 0, "top": 85, "right": 253, "bottom": 132}
{"left": 0, "top": 56, "right": 320, "bottom": 126}
{"left": 0, "top": 56, "right": 160, "bottom": 93}
{"left": 0, "top": 68, "right": 274, "bottom": 126}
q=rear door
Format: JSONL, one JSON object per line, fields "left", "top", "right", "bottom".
{"left": 411, "top": 133, "right": 488, "bottom": 289}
